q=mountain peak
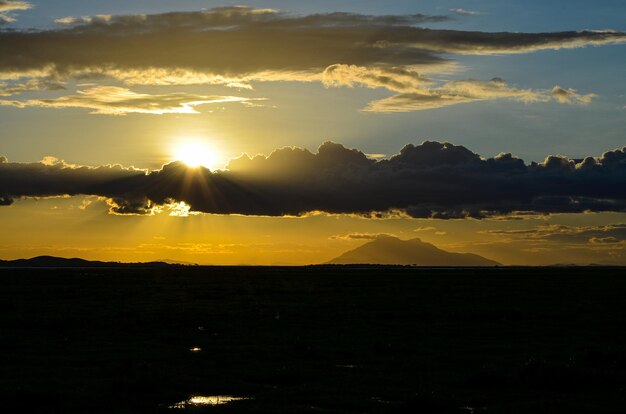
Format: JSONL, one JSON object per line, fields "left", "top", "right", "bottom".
{"left": 328, "top": 236, "right": 500, "bottom": 266}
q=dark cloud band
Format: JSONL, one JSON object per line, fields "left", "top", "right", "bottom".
{"left": 1, "top": 141, "right": 625, "bottom": 218}
{"left": 0, "top": 8, "right": 622, "bottom": 76}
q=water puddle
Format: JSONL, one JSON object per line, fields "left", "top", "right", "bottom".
{"left": 371, "top": 397, "right": 400, "bottom": 405}
{"left": 460, "top": 406, "right": 486, "bottom": 413}
{"left": 170, "top": 395, "right": 249, "bottom": 409}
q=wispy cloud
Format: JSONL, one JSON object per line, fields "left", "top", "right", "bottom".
{"left": 0, "top": 86, "right": 264, "bottom": 115}
{"left": 329, "top": 233, "right": 396, "bottom": 240}
{"left": 483, "top": 224, "right": 626, "bottom": 248}
{"left": 0, "top": 0, "right": 31, "bottom": 23}
{"left": 450, "top": 8, "right": 482, "bottom": 16}
{"left": 0, "top": 78, "right": 65, "bottom": 96}
{"left": 363, "top": 78, "right": 596, "bottom": 112}
{"left": 54, "top": 14, "right": 112, "bottom": 25}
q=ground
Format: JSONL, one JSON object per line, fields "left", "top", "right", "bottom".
{"left": 1, "top": 266, "right": 625, "bottom": 413}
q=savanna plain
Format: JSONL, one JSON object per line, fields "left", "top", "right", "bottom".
{"left": 1, "top": 266, "right": 625, "bottom": 413}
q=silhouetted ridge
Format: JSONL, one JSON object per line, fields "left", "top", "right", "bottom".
{"left": 0, "top": 256, "right": 172, "bottom": 268}
{"left": 328, "top": 236, "right": 500, "bottom": 266}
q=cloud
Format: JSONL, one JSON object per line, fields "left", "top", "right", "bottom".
{"left": 322, "top": 65, "right": 589, "bottom": 112}
{"left": 0, "top": 6, "right": 453, "bottom": 77}
{"left": 54, "top": 15, "right": 112, "bottom": 25}
{"left": 323, "top": 64, "right": 433, "bottom": 92}
{"left": 0, "top": 1, "right": 31, "bottom": 24}
{"left": 0, "top": 1, "right": 30, "bottom": 11}
{"left": 486, "top": 223, "right": 626, "bottom": 243}
{"left": 551, "top": 86, "right": 596, "bottom": 105}
{"left": 402, "top": 29, "right": 626, "bottom": 55}
{"left": 485, "top": 224, "right": 626, "bottom": 245}
{"left": 361, "top": 78, "right": 593, "bottom": 112}
{"left": 450, "top": 8, "right": 482, "bottom": 16}
{"left": 0, "top": 70, "right": 593, "bottom": 114}
{"left": 590, "top": 236, "right": 621, "bottom": 244}
{"left": 1, "top": 140, "right": 625, "bottom": 218}
{"left": 329, "top": 233, "right": 396, "bottom": 240}
{"left": 0, "top": 78, "right": 66, "bottom": 96}
{"left": 0, "top": 85, "right": 262, "bottom": 115}
{"left": 0, "top": 6, "right": 622, "bottom": 112}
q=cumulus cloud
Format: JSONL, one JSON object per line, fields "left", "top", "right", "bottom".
{"left": 0, "top": 6, "right": 622, "bottom": 112}
{"left": 1, "top": 140, "right": 625, "bottom": 218}
{"left": 551, "top": 86, "right": 596, "bottom": 105}
{"left": 0, "top": 86, "right": 262, "bottom": 115}
{"left": 0, "top": 0, "right": 31, "bottom": 24}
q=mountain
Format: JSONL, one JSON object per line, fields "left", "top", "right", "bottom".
{"left": 0, "top": 256, "right": 172, "bottom": 268}
{"left": 328, "top": 236, "right": 500, "bottom": 266}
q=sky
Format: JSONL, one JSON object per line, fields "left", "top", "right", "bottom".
{"left": 0, "top": 0, "right": 625, "bottom": 265}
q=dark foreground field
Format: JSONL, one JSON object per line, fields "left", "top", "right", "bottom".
{"left": 1, "top": 266, "right": 625, "bottom": 413}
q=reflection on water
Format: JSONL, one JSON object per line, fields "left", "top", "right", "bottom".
{"left": 460, "top": 406, "right": 486, "bottom": 413}
{"left": 336, "top": 364, "right": 359, "bottom": 369}
{"left": 170, "top": 395, "right": 249, "bottom": 409}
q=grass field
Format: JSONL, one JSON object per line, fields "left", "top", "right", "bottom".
{"left": 1, "top": 266, "right": 625, "bottom": 413}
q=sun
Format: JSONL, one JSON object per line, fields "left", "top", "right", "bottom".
{"left": 173, "top": 141, "right": 222, "bottom": 169}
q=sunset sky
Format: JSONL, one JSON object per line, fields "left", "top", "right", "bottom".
{"left": 1, "top": 0, "right": 625, "bottom": 265}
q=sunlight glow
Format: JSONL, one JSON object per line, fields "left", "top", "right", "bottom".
{"left": 173, "top": 140, "right": 223, "bottom": 169}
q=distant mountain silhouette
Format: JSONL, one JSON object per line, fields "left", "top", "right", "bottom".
{"left": 157, "top": 258, "right": 198, "bottom": 266}
{"left": 0, "top": 256, "right": 172, "bottom": 268}
{"left": 328, "top": 236, "right": 500, "bottom": 266}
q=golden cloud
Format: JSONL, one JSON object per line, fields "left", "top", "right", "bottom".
{"left": 0, "top": 85, "right": 264, "bottom": 115}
